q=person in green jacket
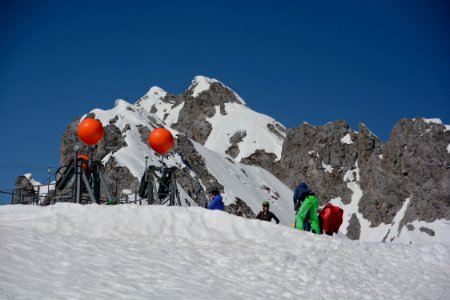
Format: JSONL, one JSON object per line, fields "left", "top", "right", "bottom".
{"left": 295, "top": 193, "right": 321, "bottom": 234}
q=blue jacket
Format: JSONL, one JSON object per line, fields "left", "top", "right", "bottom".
{"left": 207, "top": 194, "right": 224, "bottom": 210}
{"left": 293, "top": 182, "right": 310, "bottom": 205}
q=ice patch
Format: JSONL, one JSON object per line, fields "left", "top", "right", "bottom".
{"left": 190, "top": 76, "right": 219, "bottom": 98}
{"left": 423, "top": 118, "right": 443, "bottom": 125}
{"left": 204, "top": 102, "right": 284, "bottom": 161}
{"left": 340, "top": 133, "right": 353, "bottom": 144}
{"left": 321, "top": 161, "right": 333, "bottom": 173}
{"left": 383, "top": 197, "right": 411, "bottom": 242}
{"left": 343, "top": 164, "right": 360, "bottom": 182}
{"left": 423, "top": 118, "right": 450, "bottom": 131}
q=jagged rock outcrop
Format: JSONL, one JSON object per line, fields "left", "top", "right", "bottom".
{"left": 225, "top": 130, "right": 247, "bottom": 158}
{"left": 225, "top": 197, "right": 256, "bottom": 218}
{"left": 275, "top": 120, "right": 356, "bottom": 204}
{"left": 173, "top": 134, "right": 222, "bottom": 207}
{"left": 275, "top": 118, "right": 450, "bottom": 239}
{"left": 241, "top": 150, "right": 277, "bottom": 174}
{"left": 347, "top": 213, "right": 361, "bottom": 240}
{"left": 380, "top": 119, "right": 449, "bottom": 225}
{"left": 172, "top": 80, "right": 243, "bottom": 144}
{"left": 358, "top": 119, "right": 450, "bottom": 229}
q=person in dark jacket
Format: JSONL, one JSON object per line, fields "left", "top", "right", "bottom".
{"left": 206, "top": 187, "right": 224, "bottom": 211}
{"left": 255, "top": 201, "right": 280, "bottom": 224}
{"left": 293, "top": 182, "right": 311, "bottom": 212}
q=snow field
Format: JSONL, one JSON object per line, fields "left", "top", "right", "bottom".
{"left": 0, "top": 204, "right": 449, "bottom": 299}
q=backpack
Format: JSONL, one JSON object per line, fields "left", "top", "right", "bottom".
{"left": 318, "top": 203, "right": 343, "bottom": 235}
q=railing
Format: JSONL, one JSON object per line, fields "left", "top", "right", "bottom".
{"left": 2, "top": 185, "right": 149, "bottom": 206}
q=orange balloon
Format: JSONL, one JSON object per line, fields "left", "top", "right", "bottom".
{"left": 78, "top": 118, "right": 104, "bottom": 145}
{"left": 149, "top": 128, "right": 174, "bottom": 154}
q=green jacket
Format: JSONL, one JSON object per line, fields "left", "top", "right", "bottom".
{"left": 295, "top": 194, "right": 321, "bottom": 234}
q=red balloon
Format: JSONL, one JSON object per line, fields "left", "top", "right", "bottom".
{"left": 78, "top": 118, "right": 104, "bottom": 145}
{"left": 149, "top": 128, "right": 174, "bottom": 154}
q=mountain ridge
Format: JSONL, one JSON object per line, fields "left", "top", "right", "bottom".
{"left": 15, "top": 75, "right": 450, "bottom": 245}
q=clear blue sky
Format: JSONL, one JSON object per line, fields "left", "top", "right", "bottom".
{"left": 0, "top": 0, "right": 449, "bottom": 202}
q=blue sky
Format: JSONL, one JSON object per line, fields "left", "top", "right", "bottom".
{"left": 0, "top": 0, "right": 449, "bottom": 203}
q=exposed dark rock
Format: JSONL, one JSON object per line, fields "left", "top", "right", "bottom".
{"left": 173, "top": 134, "right": 222, "bottom": 206}
{"left": 173, "top": 105, "right": 213, "bottom": 144}
{"left": 274, "top": 120, "right": 355, "bottom": 205}
{"left": 347, "top": 213, "right": 361, "bottom": 240}
{"left": 225, "top": 145, "right": 240, "bottom": 159}
{"left": 267, "top": 123, "right": 285, "bottom": 140}
{"left": 173, "top": 80, "right": 243, "bottom": 145}
{"left": 136, "top": 125, "right": 151, "bottom": 146}
{"left": 103, "top": 157, "right": 139, "bottom": 200}
{"left": 419, "top": 227, "right": 435, "bottom": 236}
{"left": 122, "top": 124, "right": 131, "bottom": 133}
{"left": 272, "top": 118, "right": 450, "bottom": 239}
{"left": 225, "top": 197, "right": 256, "bottom": 218}
{"left": 241, "top": 150, "right": 277, "bottom": 173}
{"left": 380, "top": 119, "right": 450, "bottom": 228}
{"left": 109, "top": 115, "right": 119, "bottom": 124}
{"left": 229, "top": 130, "right": 247, "bottom": 144}
{"left": 357, "top": 124, "right": 385, "bottom": 225}
{"left": 225, "top": 130, "right": 247, "bottom": 158}
{"left": 220, "top": 103, "right": 227, "bottom": 115}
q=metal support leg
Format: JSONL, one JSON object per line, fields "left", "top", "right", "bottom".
{"left": 98, "top": 168, "right": 114, "bottom": 203}
{"left": 75, "top": 160, "right": 82, "bottom": 204}
{"left": 82, "top": 172, "right": 98, "bottom": 204}
{"left": 148, "top": 169, "right": 154, "bottom": 205}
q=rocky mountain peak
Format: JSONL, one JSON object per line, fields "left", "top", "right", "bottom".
{"left": 186, "top": 75, "right": 246, "bottom": 106}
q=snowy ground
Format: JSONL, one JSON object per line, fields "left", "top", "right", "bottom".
{"left": 0, "top": 204, "right": 449, "bottom": 299}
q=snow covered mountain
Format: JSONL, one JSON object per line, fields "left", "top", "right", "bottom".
{"left": 1, "top": 204, "right": 449, "bottom": 299}
{"left": 136, "top": 76, "right": 285, "bottom": 162}
{"left": 15, "top": 76, "right": 450, "bottom": 246}
{"left": 56, "top": 80, "right": 293, "bottom": 223}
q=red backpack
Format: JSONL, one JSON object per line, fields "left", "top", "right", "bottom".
{"left": 319, "top": 203, "right": 343, "bottom": 235}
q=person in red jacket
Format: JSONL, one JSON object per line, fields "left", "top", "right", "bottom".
{"left": 318, "top": 203, "right": 343, "bottom": 236}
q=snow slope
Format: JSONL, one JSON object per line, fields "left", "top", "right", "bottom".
{"left": 0, "top": 204, "right": 449, "bottom": 299}
{"left": 193, "top": 140, "right": 293, "bottom": 224}
{"left": 204, "top": 102, "right": 285, "bottom": 161}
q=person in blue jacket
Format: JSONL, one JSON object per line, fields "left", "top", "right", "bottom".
{"left": 293, "top": 182, "right": 311, "bottom": 212}
{"left": 293, "top": 182, "right": 312, "bottom": 230}
{"left": 207, "top": 187, "right": 224, "bottom": 211}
